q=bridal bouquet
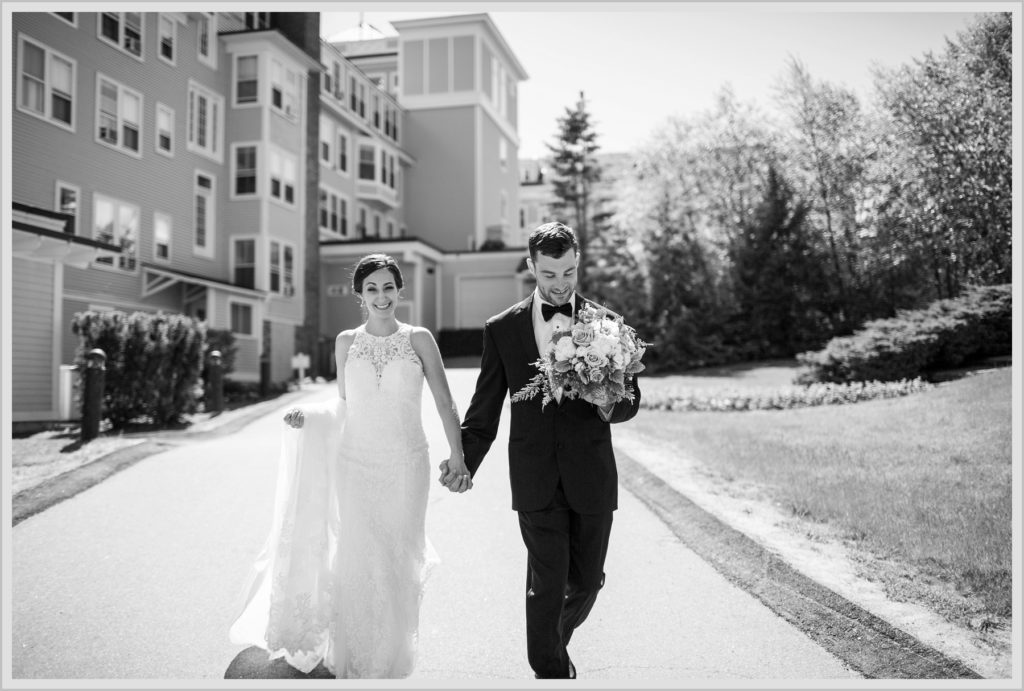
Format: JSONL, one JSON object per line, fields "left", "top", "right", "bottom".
{"left": 511, "top": 304, "right": 649, "bottom": 410}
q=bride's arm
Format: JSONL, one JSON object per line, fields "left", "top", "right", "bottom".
{"left": 286, "top": 330, "right": 352, "bottom": 428}
{"left": 410, "top": 327, "right": 471, "bottom": 492}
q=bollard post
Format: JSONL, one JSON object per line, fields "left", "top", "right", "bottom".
{"left": 259, "top": 355, "right": 270, "bottom": 398}
{"left": 208, "top": 350, "right": 224, "bottom": 413}
{"left": 81, "top": 348, "right": 106, "bottom": 442}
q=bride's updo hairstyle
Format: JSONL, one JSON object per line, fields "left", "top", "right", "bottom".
{"left": 352, "top": 253, "right": 404, "bottom": 294}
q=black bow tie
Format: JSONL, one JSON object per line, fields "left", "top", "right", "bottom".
{"left": 541, "top": 301, "right": 573, "bottom": 321}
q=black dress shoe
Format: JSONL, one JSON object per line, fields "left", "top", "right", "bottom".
{"left": 533, "top": 660, "right": 576, "bottom": 680}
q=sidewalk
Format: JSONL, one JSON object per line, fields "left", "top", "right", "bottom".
{"left": 11, "top": 385, "right": 320, "bottom": 526}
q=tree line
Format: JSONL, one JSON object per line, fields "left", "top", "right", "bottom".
{"left": 546, "top": 13, "right": 1012, "bottom": 372}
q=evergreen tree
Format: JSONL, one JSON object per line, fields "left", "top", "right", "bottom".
{"left": 730, "top": 165, "right": 831, "bottom": 357}
{"left": 546, "top": 91, "right": 604, "bottom": 289}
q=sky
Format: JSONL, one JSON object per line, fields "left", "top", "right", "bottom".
{"left": 319, "top": 3, "right": 987, "bottom": 160}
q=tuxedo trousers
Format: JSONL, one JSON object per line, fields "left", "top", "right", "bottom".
{"left": 517, "top": 480, "right": 614, "bottom": 679}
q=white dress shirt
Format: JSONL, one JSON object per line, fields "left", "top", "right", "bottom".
{"left": 531, "top": 288, "right": 575, "bottom": 359}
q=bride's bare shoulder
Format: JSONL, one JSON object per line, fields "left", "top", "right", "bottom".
{"left": 336, "top": 329, "right": 359, "bottom": 346}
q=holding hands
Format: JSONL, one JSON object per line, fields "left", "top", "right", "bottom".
{"left": 437, "top": 457, "right": 473, "bottom": 493}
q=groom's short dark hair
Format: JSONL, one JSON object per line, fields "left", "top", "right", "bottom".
{"left": 528, "top": 222, "right": 579, "bottom": 261}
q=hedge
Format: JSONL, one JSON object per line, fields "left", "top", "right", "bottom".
{"left": 796, "top": 284, "right": 1011, "bottom": 384}
{"left": 71, "top": 310, "right": 207, "bottom": 428}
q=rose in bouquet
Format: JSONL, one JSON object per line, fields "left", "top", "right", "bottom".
{"left": 511, "top": 304, "right": 649, "bottom": 410}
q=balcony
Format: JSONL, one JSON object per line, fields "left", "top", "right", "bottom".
{"left": 355, "top": 179, "right": 398, "bottom": 210}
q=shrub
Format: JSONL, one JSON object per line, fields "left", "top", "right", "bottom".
{"left": 796, "top": 284, "right": 1011, "bottom": 383}
{"left": 70, "top": 310, "right": 207, "bottom": 428}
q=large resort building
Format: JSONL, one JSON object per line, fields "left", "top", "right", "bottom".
{"left": 10, "top": 11, "right": 532, "bottom": 424}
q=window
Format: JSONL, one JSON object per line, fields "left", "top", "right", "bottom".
{"left": 319, "top": 115, "right": 332, "bottom": 166}
{"left": 246, "top": 12, "right": 271, "bottom": 30}
{"left": 270, "top": 58, "right": 299, "bottom": 119}
{"left": 284, "top": 246, "right": 294, "bottom": 295}
{"left": 320, "top": 190, "right": 349, "bottom": 236}
{"left": 349, "top": 75, "right": 357, "bottom": 111}
{"left": 93, "top": 193, "right": 138, "bottom": 272}
{"left": 233, "top": 144, "right": 258, "bottom": 196}
{"left": 158, "top": 14, "right": 175, "bottom": 64}
{"left": 269, "top": 148, "right": 296, "bottom": 205}
{"left": 233, "top": 239, "right": 255, "bottom": 288}
{"left": 373, "top": 94, "right": 380, "bottom": 129}
{"left": 373, "top": 214, "right": 381, "bottom": 238}
{"left": 318, "top": 189, "right": 330, "bottom": 231}
{"left": 230, "top": 302, "right": 253, "bottom": 336}
{"left": 358, "top": 206, "right": 367, "bottom": 237}
{"left": 17, "top": 36, "right": 75, "bottom": 130}
{"left": 519, "top": 207, "right": 525, "bottom": 229}
{"left": 155, "top": 103, "right": 174, "bottom": 155}
{"left": 52, "top": 13, "right": 76, "bottom": 26}
{"left": 358, "top": 82, "right": 366, "bottom": 118}
{"left": 387, "top": 220, "right": 394, "bottom": 238}
{"left": 96, "top": 75, "right": 142, "bottom": 156}
{"left": 187, "top": 81, "right": 224, "bottom": 161}
{"left": 269, "top": 240, "right": 295, "bottom": 294}
{"left": 333, "top": 62, "right": 343, "bottom": 100}
{"left": 193, "top": 172, "right": 215, "bottom": 257}
{"left": 154, "top": 212, "right": 171, "bottom": 261}
{"left": 337, "top": 132, "right": 349, "bottom": 174}
{"left": 322, "top": 68, "right": 331, "bottom": 95}
{"left": 380, "top": 149, "right": 387, "bottom": 184}
{"left": 388, "top": 155, "right": 396, "bottom": 189}
{"left": 358, "top": 145, "right": 375, "bottom": 181}
{"left": 197, "top": 13, "right": 216, "bottom": 68}
{"left": 99, "top": 12, "right": 143, "bottom": 59}
{"left": 235, "top": 55, "right": 258, "bottom": 105}
{"left": 55, "top": 181, "right": 80, "bottom": 234}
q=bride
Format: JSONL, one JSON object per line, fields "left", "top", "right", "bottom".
{"left": 228, "top": 253, "right": 472, "bottom": 678}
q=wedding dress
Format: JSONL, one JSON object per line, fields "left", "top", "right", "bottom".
{"left": 229, "top": 323, "right": 438, "bottom": 678}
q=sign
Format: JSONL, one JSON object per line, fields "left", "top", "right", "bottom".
{"left": 326, "top": 284, "right": 349, "bottom": 298}
{"left": 291, "top": 353, "right": 311, "bottom": 370}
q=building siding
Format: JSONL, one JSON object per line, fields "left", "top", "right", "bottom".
{"left": 12, "top": 258, "right": 57, "bottom": 416}
{"left": 402, "top": 107, "right": 476, "bottom": 251}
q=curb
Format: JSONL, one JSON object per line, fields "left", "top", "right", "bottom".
{"left": 11, "top": 388, "right": 317, "bottom": 527}
{"left": 616, "top": 449, "right": 983, "bottom": 680}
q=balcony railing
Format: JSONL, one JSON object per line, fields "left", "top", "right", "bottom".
{"left": 355, "top": 180, "right": 398, "bottom": 209}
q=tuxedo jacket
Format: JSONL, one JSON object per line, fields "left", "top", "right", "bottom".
{"left": 461, "top": 293, "right": 641, "bottom": 514}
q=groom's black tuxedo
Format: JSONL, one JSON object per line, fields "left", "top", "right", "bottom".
{"left": 461, "top": 292, "right": 641, "bottom": 512}
{"left": 460, "top": 291, "right": 641, "bottom": 679}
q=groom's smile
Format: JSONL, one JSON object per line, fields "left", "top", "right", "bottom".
{"left": 528, "top": 249, "right": 580, "bottom": 307}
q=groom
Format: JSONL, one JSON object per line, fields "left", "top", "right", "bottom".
{"left": 440, "top": 222, "right": 641, "bottom": 679}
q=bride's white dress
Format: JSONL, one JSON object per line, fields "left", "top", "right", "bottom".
{"left": 229, "top": 323, "right": 438, "bottom": 678}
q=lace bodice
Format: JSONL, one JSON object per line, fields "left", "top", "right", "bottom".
{"left": 347, "top": 323, "right": 422, "bottom": 383}
{"left": 342, "top": 323, "right": 427, "bottom": 455}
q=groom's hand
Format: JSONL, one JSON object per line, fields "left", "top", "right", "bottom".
{"left": 438, "top": 459, "right": 472, "bottom": 493}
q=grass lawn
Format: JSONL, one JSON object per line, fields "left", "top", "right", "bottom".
{"left": 631, "top": 366, "right": 1013, "bottom": 621}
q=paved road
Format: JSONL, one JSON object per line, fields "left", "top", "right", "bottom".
{"left": 11, "top": 369, "right": 858, "bottom": 682}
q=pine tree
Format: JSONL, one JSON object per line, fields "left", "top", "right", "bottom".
{"left": 730, "top": 165, "right": 831, "bottom": 357}
{"left": 546, "top": 91, "right": 604, "bottom": 289}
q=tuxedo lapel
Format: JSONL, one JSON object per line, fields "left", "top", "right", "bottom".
{"left": 514, "top": 296, "right": 540, "bottom": 363}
